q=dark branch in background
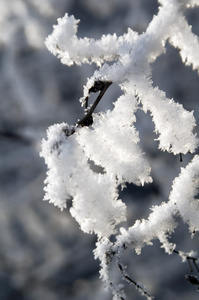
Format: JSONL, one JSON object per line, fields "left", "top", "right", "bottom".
{"left": 77, "top": 81, "right": 112, "bottom": 127}
{"left": 0, "top": 129, "right": 33, "bottom": 145}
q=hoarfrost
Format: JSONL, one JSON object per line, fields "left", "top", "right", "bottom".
{"left": 40, "top": 0, "right": 199, "bottom": 298}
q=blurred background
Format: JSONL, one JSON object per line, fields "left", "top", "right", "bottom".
{"left": 0, "top": 0, "right": 199, "bottom": 299}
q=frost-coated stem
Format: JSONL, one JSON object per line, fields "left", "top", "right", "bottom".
{"left": 116, "top": 255, "right": 154, "bottom": 299}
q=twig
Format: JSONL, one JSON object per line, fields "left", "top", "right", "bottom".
{"left": 116, "top": 253, "right": 154, "bottom": 299}
{"left": 173, "top": 249, "right": 199, "bottom": 272}
{"left": 77, "top": 81, "right": 112, "bottom": 127}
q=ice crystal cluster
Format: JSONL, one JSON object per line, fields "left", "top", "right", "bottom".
{"left": 40, "top": 0, "right": 199, "bottom": 298}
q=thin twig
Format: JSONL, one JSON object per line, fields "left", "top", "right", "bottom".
{"left": 77, "top": 81, "right": 112, "bottom": 127}
{"left": 173, "top": 249, "right": 199, "bottom": 273}
{"left": 116, "top": 252, "right": 154, "bottom": 300}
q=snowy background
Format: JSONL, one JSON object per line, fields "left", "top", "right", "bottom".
{"left": 0, "top": 0, "right": 199, "bottom": 299}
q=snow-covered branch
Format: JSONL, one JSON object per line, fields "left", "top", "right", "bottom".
{"left": 41, "top": 0, "right": 199, "bottom": 298}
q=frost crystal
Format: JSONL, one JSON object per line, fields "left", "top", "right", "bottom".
{"left": 170, "top": 155, "right": 199, "bottom": 232}
{"left": 41, "top": 0, "right": 199, "bottom": 298}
